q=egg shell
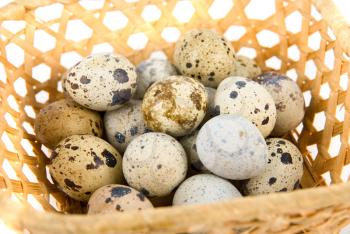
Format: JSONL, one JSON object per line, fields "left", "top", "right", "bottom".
{"left": 196, "top": 114, "right": 268, "bottom": 180}
{"left": 49, "top": 135, "right": 123, "bottom": 201}
{"left": 243, "top": 138, "right": 304, "bottom": 195}
{"left": 173, "top": 29, "right": 236, "bottom": 88}
{"left": 253, "top": 72, "right": 305, "bottom": 136}
{"left": 173, "top": 174, "right": 241, "bottom": 206}
{"left": 214, "top": 76, "right": 276, "bottom": 138}
{"left": 201, "top": 87, "right": 216, "bottom": 124}
{"left": 179, "top": 130, "right": 208, "bottom": 172}
{"left": 65, "top": 53, "right": 137, "bottom": 111}
{"left": 87, "top": 184, "right": 153, "bottom": 214}
{"left": 134, "top": 59, "right": 178, "bottom": 99}
{"left": 142, "top": 75, "right": 207, "bottom": 137}
{"left": 123, "top": 132, "right": 188, "bottom": 197}
{"left": 104, "top": 100, "right": 149, "bottom": 153}
{"left": 34, "top": 99, "right": 103, "bottom": 149}
{"left": 231, "top": 55, "right": 261, "bottom": 78}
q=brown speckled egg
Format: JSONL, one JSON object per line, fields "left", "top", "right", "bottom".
{"left": 214, "top": 76, "right": 276, "bottom": 138}
{"left": 104, "top": 100, "right": 150, "bottom": 154}
{"left": 123, "top": 132, "right": 187, "bottom": 197}
{"left": 173, "top": 29, "right": 236, "bottom": 88}
{"left": 253, "top": 72, "right": 305, "bottom": 136}
{"left": 49, "top": 135, "right": 123, "bottom": 201}
{"left": 87, "top": 184, "right": 153, "bottom": 214}
{"left": 243, "top": 138, "right": 304, "bottom": 195}
{"left": 179, "top": 130, "right": 208, "bottom": 172}
{"left": 65, "top": 53, "right": 137, "bottom": 111}
{"left": 173, "top": 174, "right": 241, "bottom": 206}
{"left": 134, "top": 59, "right": 178, "bottom": 99}
{"left": 231, "top": 55, "right": 261, "bottom": 78}
{"left": 142, "top": 76, "right": 207, "bottom": 137}
{"left": 34, "top": 99, "right": 102, "bottom": 149}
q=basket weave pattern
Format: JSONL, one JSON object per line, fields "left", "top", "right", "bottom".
{"left": 0, "top": 0, "right": 350, "bottom": 233}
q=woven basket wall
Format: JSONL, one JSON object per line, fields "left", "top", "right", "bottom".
{"left": 1, "top": 0, "right": 350, "bottom": 233}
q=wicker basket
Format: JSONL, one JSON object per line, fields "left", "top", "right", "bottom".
{"left": 1, "top": 0, "right": 350, "bottom": 233}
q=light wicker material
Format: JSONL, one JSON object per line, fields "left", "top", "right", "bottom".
{"left": 0, "top": 0, "right": 350, "bottom": 233}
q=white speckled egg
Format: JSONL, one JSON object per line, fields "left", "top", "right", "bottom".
{"left": 243, "top": 138, "right": 304, "bottom": 195}
{"left": 179, "top": 130, "right": 208, "bottom": 172}
{"left": 196, "top": 114, "right": 268, "bottom": 180}
{"left": 134, "top": 59, "right": 178, "bottom": 99}
{"left": 173, "top": 174, "right": 241, "bottom": 206}
{"left": 65, "top": 53, "right": 137, "bottom": 111}
{"left": 173, "top": 29, "right": 236, "bottom": 88}
{"left": 214, "top": 76, "right": 276, "bottom": 137}
{"left": 49, "top": 135, "right": 123, "bottom": 201}
{"left": 253, "top": 72, "right": 305, "bottom": 136}
{"left": 142, "top": 76, "right": 207, "bottom": 137}
{"left": 104, "top": 100, "right": 150, "bottom": 154}
{"left": 123, "top": 132, "right": 187, "bottom": 197}
{"left": 201, "top": 87, "right": 216, "bottom": 124}
{"left": 87, "top": 184, "right": 153, "bottom": 214}
{"left": 231, "top": 55, "right": 261, "bottom": 78}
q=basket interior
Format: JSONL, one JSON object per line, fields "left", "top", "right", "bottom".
{"left": 0, "top": 0, "right": 349, "bottom": 214}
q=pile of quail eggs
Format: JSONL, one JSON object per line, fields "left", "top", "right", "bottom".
{"left": 35, "top": 29, "right": 305, "bottom": 214}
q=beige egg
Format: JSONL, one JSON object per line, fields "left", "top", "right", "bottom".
{"left": 214, "top": 76, "right": 276, "bottom": 138}
{"left": 253, "top": 72, "right": 305, "bottom": 136}
{"left": 87, "top": 184, "right": 153, "bottom": 214}
{"left": 104, "top": 100, "right": 150, "bottom": 154}
{"left": 65, "top": 53, "right": 137, "bottom": 111}
{"left": 123, "top": 132, "right": 187, "bottom": 197}
{"left": 243, "top": 138, "right": 304, "bottom": 195}
{"left": 231, "top": 55, "right": 261, "bottom": 78}
{"left": 34, "top": 99, "right": 102, "bottom": 149}
{"left": 134, "top": 59, "right": 178, "bottom": 99}
{"left": 173, "top": 29, "right": 236, "bottom": 88}
{"left": 179, "top": 130, "right": 208, "bottom": 172}
{"left": 142, "top": 76, "right": 207, "bottom": 137}
{"left": 173, "top": 174, "right": 241, "bottom": 206}
{"left": 49, "top": 135, "right": 123, "bottom": 201}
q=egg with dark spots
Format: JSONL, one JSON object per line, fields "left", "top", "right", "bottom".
{"left": 65, "top": 53, "right": 137, "bottom": 111}
{"left": 179, "top": 130, "right": 209, "bottom": 172}
{"left": 173, "top": 29, "right": 236, "bottom": 88}
{"left": 196, "top": 114, "right": 268, "bottom": 180}
{"left": 214, "top": 76, "right": 276, "bottom": 137}
{"left": 173, "top": 174, "right": 241, "bottom": 206}
{"left": 123, "top": 132, "right": 187, "bottom": 197}
{"left": 87, "top": 184, "right": 153, "bottom": 214}
{"left": 49, "top": 135, "right": 123, "bottom": 201}
{"left": 231, "top": 55, "right": 261, "bottom": 78}
{"left": 104, "top": 100, "right": 148, "bottom": 153}
{"left": 134, "top": 59, "right": 178, "bottom": 99}
{"left": 253, "top": 72, "right": 305, "bottom": 136}
{"left": 34, "top": 99, "right": 102, "bottom": 149}
{"left": 142, "top": 76, "right": 208, "bottom": 137}
{"left": 243, "top": 138, "right": 304, "bottom": 195}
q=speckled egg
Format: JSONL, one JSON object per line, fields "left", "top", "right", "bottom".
{"left": 243, "top": 138, "right": 304, "bottom": 195}
{"left": 49, "top": 135, "right": 123, "bottom": 201}
{"left": 65, "top": 53, "right": 137, "bottom": 111}
{"left": 196, "top": 114, "right": 268, "bottom": 180}
{"left": 87, "top": 184, "right": 153, "bottom": 214}
{"left": 201, "top": 87, "right": 216, "bottom": 124}
{"left": 214, "top": 76, "right": 276, "bottom": 138}
{"left": 179, "top": 130, "right": 208, "bottom": 172}
{"left": 231, "top": 55, "right": 261, "bottom": 78}
{"left": 142, "top": 76, "right": 207, "bottom": 137}
{"left": 123, "top": 132, "right": 187, "bottom": 197}
{"left": 104, "top": 100, "right": 150, "bottom": 154}
{"left": 173, "top": 174, "right": 241, "bottom": 206}
{"left": 253, "top": 72, "right": 305, "bottom": 136}
{"left": 34, "top": 99, "right": 103, "bottom": 149}
{"left": 173, "top": 29, "right": 236, "bottom": 88}
{"left": 134, "top": 59, "right": 178, "bottom": 99}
